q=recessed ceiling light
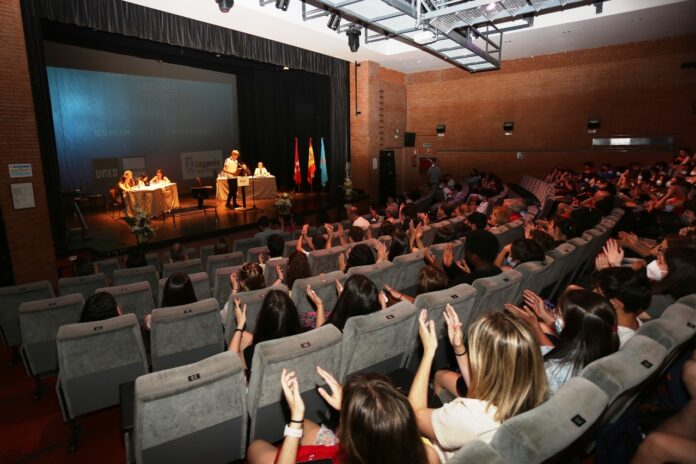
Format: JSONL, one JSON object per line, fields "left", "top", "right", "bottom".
{"left": 486, "top": 2, "right": 496, "bottom": 11}
{"left": 562, "top": 30, "right": 571, "bottom": 34}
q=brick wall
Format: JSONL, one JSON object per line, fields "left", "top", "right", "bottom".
{"left": 0, "top": 0, "right": 57, "bottom": 284}
{"left": 351, "top": 35, "right": 696, "bottom": 196}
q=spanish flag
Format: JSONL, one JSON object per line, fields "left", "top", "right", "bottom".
{"left": 307, "top": 137, "right": 316, "bottom": 185}
{"left": 293, "top": 137, "right": 301, "bottom": 188}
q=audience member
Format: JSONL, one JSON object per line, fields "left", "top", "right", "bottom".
{"left": 440, "top": 230, "right": 501, "bottom": 285}
{"left": 125, "top": 249, "right": 148, "bottom": 268}
{"left": 72, "top": 256, "right": 95, "bottom": 276}
{"left": 79, "top": 292, "right": 120, "bottom": 322}
{"left": 169, "top": 242, "right": 187, "bottom": 263}
{"left": 307, "top": 274, "right": 386, "bottom": 330}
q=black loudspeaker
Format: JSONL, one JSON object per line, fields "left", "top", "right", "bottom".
{"left": 404, "top": 132, "right": 416, "bottom": 147}
{"left": 587, "top": 118, "right": 600, "bottom": 133}
{"left": 379, "top": 150, "right": 396, "bottom": 205}
{"left": 503, "top": 121, "right": 514, "bottom": 135}
{"left": 436, "top": 124, "right": 446, "bottom": 137}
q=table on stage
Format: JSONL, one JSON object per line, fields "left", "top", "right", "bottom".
{"left": 216, "top": 176, "right": 278, "bottom": 202}
{"left": 124, "top": 183, "right": 180, "bottom": 217}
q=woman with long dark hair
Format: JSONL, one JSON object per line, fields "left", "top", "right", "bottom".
{"left": 285, "top": 251, "right": 311, "bottom": 291}
{"left": 161, "top": 272, "right": 197, "bottom": 307}
{"left": 228, "top": 290, "right": 303, "bottom": 372}
{"left": 307, "top": 274, "right": 387, "bottom": 330}
{"left": 247, "top": 369, "right": 437, "bottom": 464}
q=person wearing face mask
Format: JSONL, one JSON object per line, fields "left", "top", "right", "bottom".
{"left": 643, "top": 242, "right": 696, "bottom": 321}
{"left": 506, "top": 289, "right": 619, "bottom": 395}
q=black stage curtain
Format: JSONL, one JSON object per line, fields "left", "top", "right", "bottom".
{"left": 21, "top": 0, "right": 349, "bottom": 250}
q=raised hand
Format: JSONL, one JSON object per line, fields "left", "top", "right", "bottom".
{"left": 417, "top": 309, "right": 438, "bottom": 357}
{"left": 338, "top": 252, "right": 347, "bottom": 273}
{"left": 316, "top": 366, "right": 343, "bottom": 411}
{"left": 522, "top": 289, "right": 554, "bottom": 326}
{"left": 595, "top": 253, "right": 610, "bottom": 271}
{"left": 378, "top": 291, "right": 388, "bottom": 309}
{"left": 230, "top": 272, "right": 239, "bottom": 292}
{"left": 234, "top": 298, "right": 247, "bottom": 330}
{"left": 524, "top": 221, "right": 535, "bottom": 239}
{"left": 280, "top": 369, "right": 305, "bottom": 422}
{"left": 276, "top": 265, "right": 285, "bottom": 283}
{"left": 374, "top": 240, "right": 388, "bottom": 262}
{"left": 505, "top": 303, "right": 538, "bottom": 327}
{"left": 335, "top": 279, "right": 344, "bottom": 297}
{"left": 603, "top": 239, "right": 624, "bottom": 267}
{"left": 442, "top": 243, "right": 454, "bottom": 267}
{"left": 306, "top": 285, "right": 323, "bottom": 309}
{"left": 443, "top": 304, "right": 464, "bottom": 351}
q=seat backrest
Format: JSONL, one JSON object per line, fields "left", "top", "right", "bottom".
{"left": 162, "top": 258, "right": 203, "bottom": 278}
{"left": 56, "top": 313, "right": 148, "bottom": 418}
{"left": 676, "top": 294, "right": 696, "bottom": 310}
{"left": 198, "top": 244, "right": 216, "bottom": 270}
{"left": 472, "top": 269, "right": 523, "bottom": 316}
{"left": 247, "top": 324, "right": 342, "bottom": 442}
{"left": 58, "top": 273, "right": 107, "bottom": 301}
{"left": 512, "top": 256, "right": 555, "bottom": 304}
{"left": 212, "top": 265, "right": 242, "bottom": 306}
{"left": 134, "top": 351, "right": 247, "bottom": 463}
{"left": 145, "top": 252, "right": 161, "bottom": 273}
{"left": 339, "top": 301, "right": 418, "bottom": 381}
{"left": 206, "top": 253, "right": 244, "bottom": 285}
{"left": 391, "top": 251, "right": 426, "bottom": 296}
{"left": 544, "top": 243, "right": 577, "bottom": 297}
{"left": 150, "top": 298, "right": 224, "bottom": 371}
{"left": 448, "top": 441, "right": 506, "bottom": 464}
{"left": 580, "top": 335, "right": 666, "bottom": 426}
{"left": 157, "top": 271, "right": 211, "bottom": 307}
{"left": 113, "top": 265, "right": 159, "bottom": 304}
{"left": 0, "top": 280, "right": 55, "bottom": 347}
{"left": 94, "top": 258, "right": 120, "bottom": 282}
{"left": 97, "top": 281, "right": 154, "bottom": 324}
{"left": 19, "top": 294, "right": 84, "bottom": 376}
{"left": 282, "top": 240, "right": 298, "bottom": 258}
{"left": 308, "top": 245, "right": 346, "bottom": 276}
{"left": 264, "top": 258, "right": 288, "bottom": 287}
{"left": 246, "top": 246, "right": 269, "bottom": 264}
{"left": 421, "top": 225, "right": 437, "bottom": 246}
{"left": 291, "top": 271, "right": 344, "bottom": 319}
{"left": 223, "top": 285, "right": 289, "bottom": 342}
{"left": 490, "top": 225, "right": 513, "bottom": 251}
{"left": 413, "top": 283, "right": 478, "bottom": 341}
{"left": 637, "top": 304, "right": 696, "bottom": 371}
{"left": 491, "top": 377, "right": 608, "bottom": 464}
{"left": 343, "top": 261, "right": 394, "bottom": 291}
{"left": 232, "top": 237, "right": 263, "bottom": 258}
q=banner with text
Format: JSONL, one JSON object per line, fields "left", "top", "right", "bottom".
{"left": 180, "top": 150, "right": 223, "bottom": 180}
{"left": 92, "top": 158, "right": 121, "bottom": 193}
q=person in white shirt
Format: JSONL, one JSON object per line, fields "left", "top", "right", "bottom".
{"left": 409, "top": 307, "right": 548, "bottom": 462}
{"left": 150, "top": 169, "right": 171, "bottom": 184}
{"left": 254, "top": 162, "right": 270, "bottom": 177}
{"left": 347, "top": 205, "right": 370, "bottom": 230}
{"left": 223, "top": 150, "right": 242, "bottom": 209}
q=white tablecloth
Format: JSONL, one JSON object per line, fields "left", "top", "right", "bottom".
{"left": 124, "top": 183, "right": 180, "bottom": 216}
{"left": 216, "top": 176, "right": 278, "bottom": 202}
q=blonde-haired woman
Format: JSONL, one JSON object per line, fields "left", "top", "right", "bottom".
{"left": 409, "top": 307, "right": 548, "bottom": 462}
{"left": 117, "top": 170, "right": 136, "bottom": 193}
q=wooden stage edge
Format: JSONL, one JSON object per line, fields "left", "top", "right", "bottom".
{"left": 61, "top": 192, "right": 366, "bottom": 258}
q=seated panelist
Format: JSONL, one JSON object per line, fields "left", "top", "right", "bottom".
{"left": 150, "top": 169, "right": 171, "bottom": 184}
{"left": 254, "top": 162, "right": 270, "bottom": 177}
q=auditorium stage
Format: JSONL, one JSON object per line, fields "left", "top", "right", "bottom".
{"left": 61, "top": 192, "right": 362, "bottom": 258}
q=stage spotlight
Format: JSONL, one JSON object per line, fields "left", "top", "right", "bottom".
{"left": 327, "top": 13, "right": 341, "bottom": 31}
{"left": 275, "top": 0, "right": 289, "bottom": 11}
{"left": 346, "top": 25, "right": 361, "bottom": 53}
{"left": 216, "top": 0, "right": 233, "bottom": 12}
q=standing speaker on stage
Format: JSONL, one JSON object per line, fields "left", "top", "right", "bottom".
{"left": 223, "top": 150, "right": 243, "bottom": 209}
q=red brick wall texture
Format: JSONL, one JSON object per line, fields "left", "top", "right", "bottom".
{"left": 352, "top": 34, "right": 696, "bottom": 193}
{"left": 0, "top": 0, "right": 58, "bottom": 284}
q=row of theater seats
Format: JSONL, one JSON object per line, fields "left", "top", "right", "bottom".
{"left": 518, "top": 174, "right": 557, "bottom": 219}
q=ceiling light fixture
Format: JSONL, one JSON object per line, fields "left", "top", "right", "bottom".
{"left": 346, "top": 25, "right": 361, "bottom": 53}
{"left": 486, "top": 2, "right": 497, "bottom": 11}
{"left": 275, "top": 0, "right": 289, "bottom": 11}
{"left": 327, "top": 13, "right": 341, "bottom": 31}
{"left": 215, "top": 0, "right": 233, "bottom": 12}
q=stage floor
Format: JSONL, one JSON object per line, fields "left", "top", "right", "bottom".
{"left": 63, "top": 193, "right": 354, "bottom": 257}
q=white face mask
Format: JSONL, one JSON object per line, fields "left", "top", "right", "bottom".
{"left": 646, "top": 260, "right": 666, "bottom": 281}
{"left": 656, "top": 180, "right": 663, "bottom": 186}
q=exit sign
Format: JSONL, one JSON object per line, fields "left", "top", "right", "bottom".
{"left": 422, "top": 143, "right": 432, "bottom": 148}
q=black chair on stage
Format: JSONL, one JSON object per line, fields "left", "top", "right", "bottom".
{"left": 191, "top": 177, "right": 214, "bottom": 209}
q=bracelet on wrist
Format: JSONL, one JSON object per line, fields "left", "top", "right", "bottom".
{"left": 289, "top": 418, "right": 304, "bottom": 424}
{"left": 284, "top": 425, "right": 303, "bottom": 439}
{"left": 234, "top": 328, "right": 243, "bottom": 333}
{"left": 455, "top": 350, "right": 467, "bottom": 357}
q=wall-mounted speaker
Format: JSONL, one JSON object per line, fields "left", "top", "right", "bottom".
{"left": 587, "top": 118, "right": 600, "bottom": 133}
{"left": 436, "top": 124, "right": 446, "bottom": 137}
{"left": 503, "top": 121, "right": 514, "bottom": 135}
{"left": 404, "top": 132, "right": 416, "bottom": 147}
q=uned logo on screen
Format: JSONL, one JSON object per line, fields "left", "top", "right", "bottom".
{"left": 95, "top": 168, "right": 119, "bottom": 179}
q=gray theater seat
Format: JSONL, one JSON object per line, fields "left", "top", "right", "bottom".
{"left": 513, "top": 256, "right": 555, "bottom": 304}
{"left": 339, "top": 301, "right": 418, "bottom": 381}
{"left": 246, "top": 246, "right": 269, "bottom": 264}
{"left": 56, "top": 313, "right": 148, "bottom": 451}
{"left": 145, "top": 252, "right": 161, "bottom": 273}
{"left": 489, "top": 226, "right": 510, "bottom": 252}
{"left": 247, "top": 324, "right": 342, "bottom": 442}
{"left": 308, "top": 245, "right": 346, "bottom": 275}
{"left": 58, "top": 273, "right": 108, "bottom": 300}
{"left": 94, "top": 258, "right": 120, "bottom": 283}
{"left": 472, "top": 269, "right": 523, "bottom": 316}
{"left": 391, "top": 251, "right": 426, "bottom": 296}
{"left": 0, "top": 280, "right": 55, "bottom": 347}
{"left": 223, "top": 284, "right": 289, "bottom": 342}
{"left": 232, "top": 237, "right": 263, "bottom": 259}
{"left": 150, "top": 298, "right": 224, "bottom": 371}
{"left": 113, "top": 266, "right": 159, "bottom": 304}
{"left": 212, "top": 265, "right": 242, "bottom": 307}
{"left": 491, "top": 377, "right": 608, "bottom": 463}
{"left": 414, "top": 283, "right": 478, "bottom": 340}
{"left": 264, "top": 258, "right": 288, "bottom": 287}
{"left": 206, "top": 252, "right": 244, "bottom": 286}
{"left": 283, "top": 240, "right": 298, "bottom": 258}
{"left": 291, "top": 271, "right": 344, "bottom": 319}
{"left": 97, "top": 281, "right": 154, "bottom": 325}
{"left": 162, "top": 258, "right": 203, "bottom": 278}
{"left": 545, "top": 243, "right": 576, "bottom": 298}
{"left": 19, "top": 294, "right": 84, "bottom": 395}
{"left": 342, "top": 261, "right": 394, "bottom": 291}
{"left": 198, "top": 244, "right": 216, "bottom": 270}
{"left": 129, "top": 352, "right": 247, "bottom": 463}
